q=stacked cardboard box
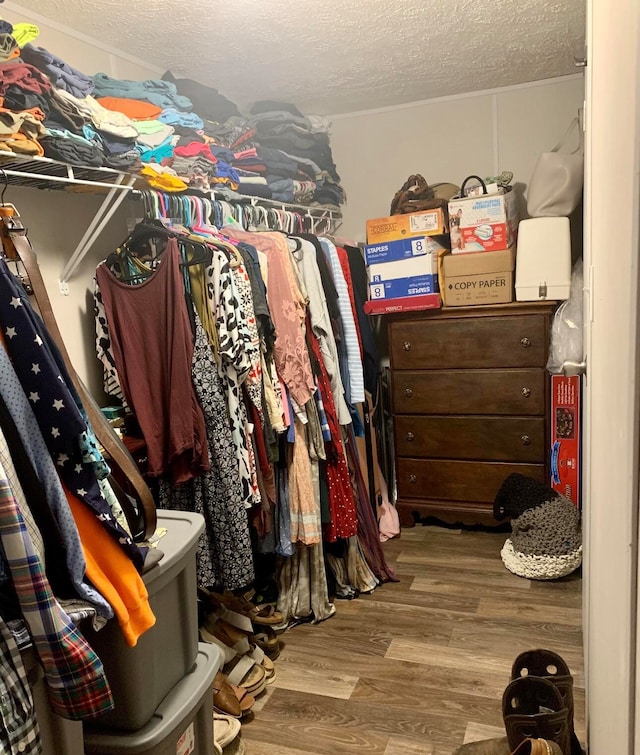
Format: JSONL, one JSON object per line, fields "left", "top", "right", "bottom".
{"left": 441, "top": 187, "right": 519, "bottom": 307}
{"left": 364, "top": 208, "right": 449, "bottom": 315}
{"left": 550, "top": 375, "right": 581, "bottom": 507}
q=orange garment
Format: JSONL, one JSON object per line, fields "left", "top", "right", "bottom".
{"left": 0, "top": 132, "right": 43, "bottom": 156}
{"left": 65, "top": 487, "right": 155, "bottom": 647}
{"left": 97, "top": 97, "right": 162, "bottom": 121}
{"left": 0, "top": 98, "right": 46, "bottom": 122}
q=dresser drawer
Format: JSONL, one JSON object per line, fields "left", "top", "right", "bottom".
{"left": 396, "top": 458, "right": 546, "bottom": 502}
{"left": 395, "top": 415, "right": 545, "bottom": 462}
{"left": 392, "top": 369, "right": 546, "bottom": 415}
{"left": 390, "top": 315, "right": 548, "bottom": 370}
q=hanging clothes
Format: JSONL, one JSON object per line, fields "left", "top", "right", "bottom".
{"left": 160, "top": 313, "right": 255, "bottom": 590}
{"left": 304, "top": 317, "right": 358, "bottom": 542}
{"left": 0, "top": 615, "right": 41, "bottom": 754}
{"left": 95, "top": 239, "right": 210, "bottom": 484}
{"left": 0, "top": 455, "right": 114, "bottom": 720}
{"left": 205, "top": 244, "right": 257, "bottom": 507}
{"left": 318, "top": 237, "right": 365, "bottom": 406}
{"left": 292, "top": 236, "right": 351, "bottom": 425}
{"left": 0, "top": 260, "right": 145, "bottom": 571}
{"left": 0, "top": 345, "right": 112, "bottom": 619}
{"left": 222, "top": 228, "right": 316, "bottom": 407}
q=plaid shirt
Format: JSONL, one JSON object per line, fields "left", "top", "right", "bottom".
{"left": 0, "top": 467, "right": 114, "bottom": 720}
{"left": 0, "top": 615, "right": 41, "bottom": 754}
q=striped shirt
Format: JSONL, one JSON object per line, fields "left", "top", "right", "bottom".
{"left": 319, "top": 238, "right": 365, "bottom": 404}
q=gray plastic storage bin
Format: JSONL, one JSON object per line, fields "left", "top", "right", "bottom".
{"left": 83, "top": 643, "right": 218, "bottom": 755}
{"left": 83, "top": 511, "right": 204, "bottom": 731}
{"left": 23, "top": 646, "right": 85, "bottom": 755}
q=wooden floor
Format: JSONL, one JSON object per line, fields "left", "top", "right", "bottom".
{"left": 241, "top": 526, "right": 585, "bottom": 755}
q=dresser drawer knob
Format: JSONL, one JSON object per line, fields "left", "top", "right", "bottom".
{"left": 404, "top": 387, "right": 413, "bottom": 398}
{"left": 521, "top": 387, "right": 531, "bottom": 397}
{"left": 521, "top": 435, "right": 531, "bottom": 446}
{"left": 403, "top": 341, "right": 412, "bottom": 351}
{"left": 406, "top": 432, "right": 415, "bottom": 442}
{"left": 409, "top": 474, "right": 418, "bottom": 484}
{"left": 520, "top": 337, "right": 531, "bottom": 348}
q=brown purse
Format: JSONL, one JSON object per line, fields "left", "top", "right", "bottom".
{"left": 390, "top": 174, "right": 459, "bottom": 216}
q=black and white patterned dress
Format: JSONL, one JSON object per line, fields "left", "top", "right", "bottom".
{"left": 161, "top": 312, "right": 255, "bottom": 590}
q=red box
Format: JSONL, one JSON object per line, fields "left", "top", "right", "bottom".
{"left": 363, "top": 293, "right": 441, "bottom": 315}
{"left": 550, "top": 375, "right": 581, "bottom": 507}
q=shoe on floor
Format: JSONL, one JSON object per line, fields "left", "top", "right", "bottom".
{"left": 503, "top": 677, "right": 570, "bottom": 755}
{"left": 223, "top": 735, "right": 246, "bottom": 755}
{"left": 511, "top": 650, "right": 584, "bottom": 755}
{"left": 213, "top": 713, "right": 241, "bottom": 749}
{"left": 454, "top": 737, "right": 563, "bottom": 755}
{"left": 453, "top": 736, "right": 510, "bottom": 755}
{"left": 512, "top": 739, "right": 563, "bottom": 755}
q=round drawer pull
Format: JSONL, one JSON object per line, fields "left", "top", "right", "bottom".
{"left": 404, "top": 387, "right": 413, "bottom": 398}
{"left": 520, "top": 337, "right": 531, "bottom": 348}
{"left": 521, "top": 435, "right": 531, "bottom": 446}
{"left": 403, "top": 341, "right": 412, "bottom": 351}
{"left": 406, "top": 432, "right": 415, "bottom": 442}
{"left": 521, "top": 387, "right": 531, "bottom": 398}
{"left": 409, "top": 474, "right": 418, "bottom": 484}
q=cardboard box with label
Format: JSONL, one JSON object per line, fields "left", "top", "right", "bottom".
{"left": 441, "top": 246, "right": 516, "bottom": 306}
{"left": 550, "top": 375, "right": 581, "bottom": 507}
{"left": 366, "top": 208, "right": 448, "bottom": 244}
{"left": 368, "top": 252, "right": 439, "bottom": 301}
{"left": 364, "top": 235, "right": 447, "bottom": 265}
{"left": 448, "top": 189, "right": 518, "bottom": 253}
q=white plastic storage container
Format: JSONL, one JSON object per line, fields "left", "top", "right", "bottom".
{"left": 83, "top": 643, "right": 220, "bottom": 755}
{"left": 515, "top": 217, "right": 571, "bottom": 301}
{"left": 83, "top": 511, "right": 204, "bottom": 732}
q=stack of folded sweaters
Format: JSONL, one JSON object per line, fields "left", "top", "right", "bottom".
{"left": 0, "top": 18, "right": 345, "bottom": 207}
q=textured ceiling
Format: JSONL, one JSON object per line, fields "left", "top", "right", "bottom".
{"left": 15, "top": 0, "right": 585, "bottom": 115}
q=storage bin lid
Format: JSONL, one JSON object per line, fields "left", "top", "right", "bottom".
{"left": 143, "top": 511, "right": 205, "bottom": 591}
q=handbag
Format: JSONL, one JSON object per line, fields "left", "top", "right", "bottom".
{"left": 527, "top": 117, "right": 584, "bottom": 218}
{"left": 389, "top": 174, "right": 458, "bottom": 216}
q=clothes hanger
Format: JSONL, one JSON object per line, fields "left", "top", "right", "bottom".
{"left": 119, "top": 220, "right": 212, "bottom": 272}
{"left": 0, "top": 169, "right": 32, "bottom": 294}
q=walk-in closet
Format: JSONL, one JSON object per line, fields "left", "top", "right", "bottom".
{"left": 0, "top": 1, "right": 636, "bottom": 753}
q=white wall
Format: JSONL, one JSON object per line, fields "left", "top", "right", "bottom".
{"left": 330, "top": 75, "right": 584, "bottom": 241}
{"left": 1, "top": 4, "right": 161, "bottom": 395}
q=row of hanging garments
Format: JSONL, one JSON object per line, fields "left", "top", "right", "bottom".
{"left": 94, "top": 211, "right": 396, "bottom": 627}
{"left": 0, "top": 204, "right": 160, "bottom": 733}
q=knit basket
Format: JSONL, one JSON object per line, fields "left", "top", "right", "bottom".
{"left": 501, "top": 538, "right": 583, "bottom": 580}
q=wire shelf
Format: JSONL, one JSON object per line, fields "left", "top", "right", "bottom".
{"left": 0, "top": 153, "right": 343, "bottom": 288}
{"left": 0, "top": 153, "right": 142, "bottom": 194}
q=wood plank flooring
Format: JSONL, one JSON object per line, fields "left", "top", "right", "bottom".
{"left": 241, "top": 526, "right": 585, "bottom": 755}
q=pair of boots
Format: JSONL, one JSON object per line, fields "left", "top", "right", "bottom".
{"left": 455, "top": 649, "right": 583, "bottom": 755}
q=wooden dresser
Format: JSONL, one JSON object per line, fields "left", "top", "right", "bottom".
{"left": 389, "top": 302, "right": 557, "bottom": 527}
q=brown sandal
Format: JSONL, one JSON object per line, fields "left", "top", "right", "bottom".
{"left": 251, "top": 626, "right": 281, "bottom": 659}
{"left": 224, "top": 590, "right": 284, "bottom": 626}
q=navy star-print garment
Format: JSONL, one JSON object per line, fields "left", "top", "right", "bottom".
{"left": 0, "top": 261, "right": 144, "bottom": 571}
